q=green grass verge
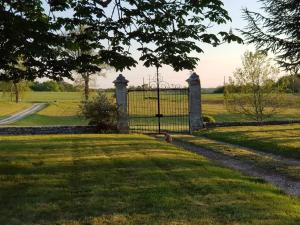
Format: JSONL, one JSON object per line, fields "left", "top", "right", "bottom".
{"left": 0, "top": 102, "right": 32, "bottom": 118}
{"left": 173, "top": 135, "right": 300, "bottom": 181}
{"left": 195, "top": 124, "right": 300, "bottom": 159}
{"left": 12, "top": 102, "right": 88, "bottom": 126}
{"left": 0, "top": 134, "right": 299, "bottom": 224}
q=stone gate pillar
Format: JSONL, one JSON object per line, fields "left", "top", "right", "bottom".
{"left": 113, "top": 74, "right": 129, "bottom": 133}
{"left": 187, "top": 72, "right": 204, "bottom": 131}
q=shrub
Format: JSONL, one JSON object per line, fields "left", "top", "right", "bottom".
{"left": 80, "top": 92, "right": 118, "bottom": 130}
{"left": 203, "top": 115, "right": 216, "bottom": 123}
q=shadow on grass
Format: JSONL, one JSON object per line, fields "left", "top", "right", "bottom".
{"left": 0, "top": 135, "right": 300, "bottom": 224}
{"left": 200, "top": 128, "right": 300, "bottom": 160}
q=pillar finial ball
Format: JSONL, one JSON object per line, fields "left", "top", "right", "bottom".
{"left": 186, "top": 72, "right": 200, "bottom": 85}
{"left": 113, "top": 74, "right": 129, "bottom": 86}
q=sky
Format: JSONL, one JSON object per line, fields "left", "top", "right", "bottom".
{"left": 92, "top": 0, "right": 263, "bottom": 89}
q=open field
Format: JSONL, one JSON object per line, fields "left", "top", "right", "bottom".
{"left": 196, "top": 124, "right": 300, "bottom": 159}
{"left": 0, "top": 134, "right": 300, "bottom": 224}
{"left": 1, "top": 92, "right": 300, "bottom": 126}
{"left": 0, "top": 91, "right": 87, "bottom": 103}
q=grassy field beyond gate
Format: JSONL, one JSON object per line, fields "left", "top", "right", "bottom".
{"left": 0, "top": 92, "right": 300, "bottom": 127}
{"left": 0, "top": 134, "right": 299, "bottom": 225}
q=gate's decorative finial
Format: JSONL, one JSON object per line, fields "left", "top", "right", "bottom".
{"left": 186, "top": 72, "right": 200, "bottom": 85}
{"left": 113, "top": 74, "right": 129, "bottom": 87}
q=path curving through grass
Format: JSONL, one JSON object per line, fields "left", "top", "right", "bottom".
{"left": 0, "top": 103, "right": 47, "bottom": 125}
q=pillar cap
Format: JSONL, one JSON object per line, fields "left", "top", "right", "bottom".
{"left": 113, "top": 74, "right": 129, "bottom": 86}
{"left": 186, "top": 72, "right": 200, "bottom": 85}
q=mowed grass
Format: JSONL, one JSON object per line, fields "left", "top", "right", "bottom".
{"left": 12, "top": 102, "right": 88, "bottom": 126}
{"left": 196, "top": 124, "right": 300, "bottom": 159}
{"left": 0, "top": 134, "right": 300, "bottom": 225}
{"left": 0, "top": 102, "right": 32, "bottom": 120}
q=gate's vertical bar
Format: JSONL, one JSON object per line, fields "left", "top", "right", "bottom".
{"left": 188, "top": 87, "right": 191, "bottom": 134}
{"left": 187, "top": 72, "right": 204, "bottom": 132}
{"left": 127, "top": 90, "right": 130, "bottom": 131}
{"left": 156, "top": 66, "right": 161, "bottom": 134}
{"left": 113, "top": 74, "right": 129, "bottom": 133}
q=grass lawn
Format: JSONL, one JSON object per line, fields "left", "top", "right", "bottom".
{"left": 0, "top": 134, "right": 300, "bottom": 225}
{"left": 0, "top": 102, "right": 32, "bottom": 120}
{"left": 12, "top": 102, "right": 88, "bottom": 126}
{"left": 196, "top": 124, "right": 300, "bottom": 159}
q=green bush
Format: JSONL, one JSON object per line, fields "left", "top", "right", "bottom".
{"left": 80, "top": 92, "right": 118, "bottom": 130}
{"left": 203, "top": 115, "right": 216, "bottom": 123}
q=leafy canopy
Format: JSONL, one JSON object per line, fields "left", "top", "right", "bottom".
{"left": 1, "top": 0, "right": 242, "bottom": 83}
{"left": 0, "top": 0, "right": 70, "bottom": 81}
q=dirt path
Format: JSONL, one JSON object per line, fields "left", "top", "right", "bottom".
{"left": 0, "top": 103, "right": 47, "bottom": 125}
{"left": 171, "top": 139, "right": 300, "bottom": 197}
{"left": 201, "top": 136, "right": 300, "bottom": 166}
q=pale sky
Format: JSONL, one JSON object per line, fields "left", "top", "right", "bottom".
{"left": 96, "top": 0, "right": 263, "bottom": 89}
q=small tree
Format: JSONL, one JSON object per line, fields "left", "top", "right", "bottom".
{"left": 225, "top": 51, "right": 284, "bottom": 121}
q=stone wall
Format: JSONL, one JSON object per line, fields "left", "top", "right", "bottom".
{"left": 1, "top": 121, "right": 300, "bottom": 136}
{"left": 0, "top": 126, "right": 100, "bottom": 136}
{"left": 205, "top": 120, "right": 300, "bottom": 128}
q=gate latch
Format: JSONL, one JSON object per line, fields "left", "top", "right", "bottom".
{"left": 155, "top": 114, "right": 163, "bottom": 118}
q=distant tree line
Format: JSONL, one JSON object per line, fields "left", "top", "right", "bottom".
{"left": 30, "top": 81, "right": 81, "bottom": 92}
{"left": 214, "top": 76, "right": 300, "bottom": 94}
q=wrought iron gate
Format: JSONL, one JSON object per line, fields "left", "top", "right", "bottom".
{"left": 128, "top": 88, "right": 190, "bottom": 133}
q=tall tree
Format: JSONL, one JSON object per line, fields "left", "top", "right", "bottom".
{"left": 67, "top": 25, "right": 104, "bottom": 101}
{"left": 242, "top": 0, "right": 300, "bottom": 71}
{"left": 49, "top": 0, "right": 137, "bottom": 100}
{"left": 2, "top": 0, "right": 242, "bottom": 87}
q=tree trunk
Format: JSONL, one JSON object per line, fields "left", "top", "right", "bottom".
{"left": 13, "top": 82, "right": 19, "bottom": 103}
{"left": 84, "top": 75, "right": 89, "bottom": 101}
